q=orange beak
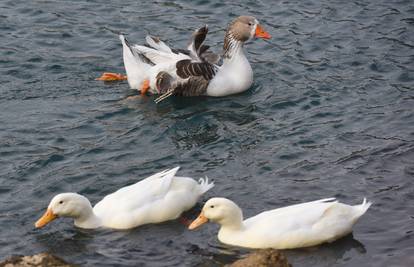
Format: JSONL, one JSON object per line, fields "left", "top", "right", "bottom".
{"left": 188, "top": 212, "right": 208, "bottom": 230}
{"left": 255, "top": 24, "right": 271, "bottom": 39}
{"left": 35, "top": 208, "right": 58, "bottom": 228}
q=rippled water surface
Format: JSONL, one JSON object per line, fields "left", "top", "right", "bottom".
{"left": 1, "top": 0, "right": 414, "bottom": 266}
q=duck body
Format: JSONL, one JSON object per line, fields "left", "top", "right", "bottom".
{"left": 116, "top": 16, "right": 270, "bottom": 101}
{"left": 93, "top": 171, "right": 210, "bottom": 229}
{"left": 35, "top": 167, "right": 214, "bottom": 230}
{"left": 189, "top": 197, "right": 371, "bottom": 249}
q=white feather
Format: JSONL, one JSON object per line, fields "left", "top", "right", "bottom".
{"left": 132, "top": 44, "right": 189, "bottom": 65}
{"left": 37, "top": 167, "right": 214, "bottom": 230}
{"left": 145, "top": 35, "right": 173, "bottom": 53}
{"left": 119, "top": 35, "right": 150, "bottom": 89}
{"left": 194, "top": 197, "right": 371, "bottom": 249}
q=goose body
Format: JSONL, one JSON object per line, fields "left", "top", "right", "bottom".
{"left": 189, "top": 197, "right": 371, "bottom": 249}
{"left": 35, "top": 167, "right": 214, "bottom": 230}
{"left": 116, "top": 16, "right": 270, "bottom": 101}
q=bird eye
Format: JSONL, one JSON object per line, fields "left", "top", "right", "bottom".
{"left": 248, "top": 22, "right": 253, "bottom": 26}
{"left": 210, "top": 205, "right": 215, "bottom": 208}
{"left": 59, "top": 200, "right": 64, "bottom": 204}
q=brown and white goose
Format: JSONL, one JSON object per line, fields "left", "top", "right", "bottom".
{"left": 97, "top": 16, "right": 271, "bottom": 101}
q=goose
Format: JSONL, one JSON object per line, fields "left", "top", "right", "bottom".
{"left": 189, "top": 197, "right": 371, "bottom": 249}
{"left": 35, "top": 167, "right": 214, "bottom": 230}
{"left": 97, "top": 16, "right": 271, "bottom": 102}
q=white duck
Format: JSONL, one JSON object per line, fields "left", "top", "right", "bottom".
{"left": 189, "top": 197, "right": 371, "bottom": 249}
{"left": 97, "top": 16, "right": 271, "bottom": 101}
{"left": 35, "top": 167, "right": 214, "bottom": 230}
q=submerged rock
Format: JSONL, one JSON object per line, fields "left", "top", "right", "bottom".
{"left": 228, "top": 249, "right": 291, "bottom": 267}
{"left": 0, "top": 253, "right": 76, "bottom": 267}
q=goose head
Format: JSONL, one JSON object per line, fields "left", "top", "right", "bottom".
{"left": 226, "top": 16, "right": 271, "bottom": 43}
{"left": 35, "top": 193, "right": 93, "bottom": 228}
{"left": 189, "top": 197, "right": 243, "bottom": 230}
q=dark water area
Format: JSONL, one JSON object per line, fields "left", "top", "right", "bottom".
{"left": 1, "top": 0, "right": 413, "bottom": 266}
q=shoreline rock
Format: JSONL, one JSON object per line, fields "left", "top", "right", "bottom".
{"left": 0, "top": 249, "right": 291, "bottom": 267}
{"left": 0, "top": 253, "right": 76, "bottom": 267}
{"left": 227, "top": 249, "right": 291, "bottom": 267}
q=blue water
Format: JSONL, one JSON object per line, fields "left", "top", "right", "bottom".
{"left": 1, "top": 0, "right": 413, "bottom": 266}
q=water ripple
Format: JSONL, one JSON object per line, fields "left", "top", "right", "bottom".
{"left": 0, "top": 0, "right": 413, "bottom": 266}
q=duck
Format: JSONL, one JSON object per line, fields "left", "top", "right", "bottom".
{"left": 35, "top": 167, "right": 214, "bottom": 230}
{"left": 188, "top": 197, "right": 371, "bottom": 249}
{"left": 97, "top": 16, "right": 271, "bottom": 102}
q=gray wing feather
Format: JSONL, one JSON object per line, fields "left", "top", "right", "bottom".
{"left": 154, "top": 76, "right": 209, "bottom": 103}
{"left": 176, "top": 59, "right": 217, "bottom": 80}
{"left": 124, "top": 36, "right": 155, "bottom": 66}
{"left": 187, "top": 25, "right": 221, "bottom": 64}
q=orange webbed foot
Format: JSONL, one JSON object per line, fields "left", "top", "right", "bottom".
{"left": 140, "top": 79, "right": 150, "bottom": 95}
{"left": 96, "top": 72, "right": 127, "bottom": 81}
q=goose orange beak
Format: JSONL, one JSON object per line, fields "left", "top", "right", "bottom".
{"left": 35, "top": 208, "right": 57, "bottom": 228}
{"left": 188, "top": 212, "right": 208, "bottom": 230}
{"left": 255, "top": 24, "right": 271, "bottom": 39}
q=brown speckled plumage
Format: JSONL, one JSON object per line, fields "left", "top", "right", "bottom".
{"left": 176, "top": 59, "right": 217, "bottom": 80}
{"left": 155, "top": 16, "right": 258, "bottom": 102}
{"left": 154, "top": 76, "right": 209, "bottom": 103}
{"left": 173, "top": 76, "right": 210, "bottom": 96}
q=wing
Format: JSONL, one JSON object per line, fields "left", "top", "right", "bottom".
{"left": 128, "top": 25, "right": 220, "bottom": 102}
{"left": 187, "top": 25, "right": 208, "bottom": 61}
{"left": 154, "top": 56, "right": 218, "bottom": 103}
{"left": 200, "top": 49, "right": 221, "bottom": 65}
{"left": 172, "top": 76, "right": 210, "bottom": 96}
{"left": 176, "top": 59, "right": 217, "bottom": 80}
{"left": 121, "top": 35, "right": 155, "bottom": 66}
{"left": 126, "top": 24, "right": 220, "bottom": 67}
{"left": 187, "top": 25, "right": 221, "bottom": 64}
{"left": 245, "top": 198, "right": 338, "bottom": 232}
{"left": 154, "top": 65, "right": 214, "bottom": 103}
{"left": 93, "top": 167, "right": 180, "bottom": 214}
{"left": 133, "top": 44, "right": 189, "bottom": 65}
{"left": 145, "top": 35, "right": 173, "bottom": 54}
{"left": 177, "top": 26, "right": 219, "bottom": 82}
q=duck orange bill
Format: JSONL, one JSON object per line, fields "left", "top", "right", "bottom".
{"left": 188, "top": 212, "right": 208, "bottom": 230}
{"left": 35, "top": 208, "right": 57, "bottom": 228}
{"left": 255, "top": 24, "right": 271, "bottom": 39}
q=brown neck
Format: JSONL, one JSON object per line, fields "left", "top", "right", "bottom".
{"left": 223, "top": 32, "right": 244, "bottom": 59}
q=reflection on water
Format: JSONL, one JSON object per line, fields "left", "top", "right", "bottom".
{"left": 35, "top": 230, "right": 95, "bottom": 256}
{"left": 286, "top": 234, "right": 367, "bottom": 267}
{"left": 188, "top": 234, "right": 366, "bottom": 267}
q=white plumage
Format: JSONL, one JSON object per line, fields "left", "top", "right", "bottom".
{"left": 35, "top": 167, "right": 214, "bottom": 230}
{"left": 189, "top": 197, "right": 371, "bottom": 249}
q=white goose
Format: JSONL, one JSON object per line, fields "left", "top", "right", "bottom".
{"left": 35, "top": 167, "right": 214, "bottom": 230}
{"left": 189, "top": 197, "right": 371, "bottom": 249}
{"left": 97, "top": 16, "right": 271, "bottom": 101}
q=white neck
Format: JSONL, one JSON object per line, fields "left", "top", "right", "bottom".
{"left": 218, "top": 205, "right": 245, "bottom": 230}
{"left": 220, "top": 219, "right": 244, "bottom": 231}
{"left": 217, "top": 209, "right": 246, "bottom": 245}
{"left": 73, "top": 204, "right": 102, "bottom": 229}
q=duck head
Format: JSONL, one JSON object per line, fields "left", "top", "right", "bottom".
{"left": 189, "top": 197, "right": 243, "bottom": 230}
{"left": 35, "top": 193, "right": 93, "bottom": 228}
